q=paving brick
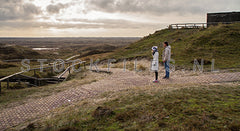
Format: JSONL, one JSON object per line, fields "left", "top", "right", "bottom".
{"left": 0, "top": 69, "right": 239, "bottom": 130}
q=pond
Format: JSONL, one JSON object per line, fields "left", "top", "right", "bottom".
{"left": 32, "top": 48, "right": 59, "bottom": 51}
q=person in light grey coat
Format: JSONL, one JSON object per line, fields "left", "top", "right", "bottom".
{"left": 162, "top": 42, "right": 171, "bottom": 79}
{"left": 151, "top": 46, "right": 159, "bottom": 83}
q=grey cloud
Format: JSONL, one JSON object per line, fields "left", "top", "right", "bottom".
{"left": 46, "top": 3, "right": 70, "bottom": 14}
{"left": 0, "top": 0, "right": 41, "bottom": 21}
{"left": 0, "top": 0, "right": 239, "bottom": 31}
{"left": 0, "top": 18, "right": 159, "bottom": 29}
{"left": 86, "top": 0, "right": 240, "bottom": 16}
{"left": 54, "top": 18, "right": 161, "bottom": 29}
{"left": 86, "top": 0, "right": 199, "bottom": 15}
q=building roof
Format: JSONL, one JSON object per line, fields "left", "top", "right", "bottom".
{"left": 207, "top": 11, "right": 240, "bottom": 15}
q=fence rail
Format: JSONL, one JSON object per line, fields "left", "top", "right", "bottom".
{"left": 0, "top": 60, "right": 86, "bottom": 93}
{"left": 169, "top": 23, "right": 207, "bottom": 29}
{"left": 57, "top": 61, "right": 86, "bottom": 81}
{"left": 169, "top": 21, "right": 240, "bottom": 29}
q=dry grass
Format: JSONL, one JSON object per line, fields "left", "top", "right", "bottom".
{"left": 0, "top": 70, "right": 107, "bottom": 110}
{"left": 17, "top": 82, "right": 240, "bottom": 131}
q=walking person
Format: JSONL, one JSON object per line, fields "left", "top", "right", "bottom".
{"left": 162, "top": 42, "right": 171, "bottom": 79}
{"left": 151, "top": 46, "right": 159, "bottom": 83}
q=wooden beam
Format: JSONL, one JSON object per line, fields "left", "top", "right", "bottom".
{"left": 0, "top": 71, "right": 24, "bottom": 82}
{"left": 35, "top": 79, "right": 38, "bottom": 86}
{"left": 34, "top": 69, "right": 36, "bottom": 77}
{"left": 169, "top": 23, "right": 208, "bottom": 29}
{"left": 18, "top": 74, "right": 38, "bottom": 80}
{"left": 51, "top": 67, "right": 53, "bottom": 74}
{"left": 91, "top": 70, "right": 112, "bottom": 74}
{"left": 7, "top": 78, "right": 9, "bottom": 89}
{"left": 57, "top": 62, "right": 82, "bottom": 79}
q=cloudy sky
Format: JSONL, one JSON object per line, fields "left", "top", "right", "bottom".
{"left": 0, "top": 0, "right": 239, "bottom": 37}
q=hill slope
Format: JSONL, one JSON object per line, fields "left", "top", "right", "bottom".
{"left": 0, "top": 44, "right": 41, "bottom": 60}
{"left": 108, "top": 23, "right": 240, "bottom": 69}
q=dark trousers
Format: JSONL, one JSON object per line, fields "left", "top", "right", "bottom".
{"left": 155, "top": 71, "right": 158, "bottom": 80}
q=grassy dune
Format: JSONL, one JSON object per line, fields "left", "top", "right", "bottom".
{"left": 23, "top": 84, "right": 240, "bottom": 130}
{"left": 0, "top": 45, "right": 42, "bottom": 60}
{"left": 1, "top": 24, "right": 240, "bottom": 130}
{"left": 106, "top": 23, "right": 240, "bottom": 69}
{"left": 0, "top": 69, "right": 95, "bottom": 110}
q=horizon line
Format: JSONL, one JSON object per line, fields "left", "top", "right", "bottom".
{"left": 0, "top": 36, "right": 142, "bottom": 39}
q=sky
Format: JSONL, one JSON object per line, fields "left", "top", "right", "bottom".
{"left": 0, "top": 0, "right": 239, "bottom": 37}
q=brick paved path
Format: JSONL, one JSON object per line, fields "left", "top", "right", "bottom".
{"left": 0, "top": 69, "right": 240, "bottom": 130}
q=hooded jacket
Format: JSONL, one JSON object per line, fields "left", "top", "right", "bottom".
{"left": 162, "top": 45, "right": 171, "bottom": 61}
{"left": 151, "top": 51, "right": 159, "bottom": 71}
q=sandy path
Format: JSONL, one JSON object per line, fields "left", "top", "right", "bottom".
{"left": 0, "top": 69, "right": 240, "bottom": 130}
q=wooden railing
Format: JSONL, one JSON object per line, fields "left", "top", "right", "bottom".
{"left": 169, "top": 21, "right": 240, "bottom": 30}
{"left": 0, "top": 60, "right": 86, "bottom": 93}
{"left": 57, "top": 61, "right": 86, "bottom": 82}
{"left": 169, "top": 23, "right": 207, "bottom": 29}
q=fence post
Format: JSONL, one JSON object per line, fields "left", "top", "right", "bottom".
{"left": 51, "top": 67, "right": 53, "bottom": 74}
{"left": 7, "top": 78, "right": 9, "bottom": 89}
{"left": 34, "top": 69, "right": 36, "bottom": 77}
{"left": 123, "top": 59, "right": 126, "bottom": 71}
{"left": 134, "top": 59, "right": 137, "bottom": 71}
{"left": 35, "top": 79, "right": 38, "bottom": 86}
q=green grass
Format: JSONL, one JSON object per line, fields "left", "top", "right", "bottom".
{"left": 0, "top": 66, "right": 21, "bottom": 77}
{"left": 0, "top": 65, "right": 58, "bottom": 78}
{"left": 0, "top": 45, "right": 42, "bottom": 60}
{"left": 0, "top": 61, "right": 57, "bottom": 77}
{"left": 27, "top": 84, "right": 240, "bottom": 130}
{"left": 0, "top": 70, "right": 95, "bottom": 110}
{"left": 106, "top": 23, "right": 240, "bottom": 69}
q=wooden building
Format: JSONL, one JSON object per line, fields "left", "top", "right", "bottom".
{"left": 207, "top": 12, "right": 240, "bottom": 26}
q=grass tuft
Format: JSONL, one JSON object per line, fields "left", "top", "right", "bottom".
{"left": 28, "top": 84, "right": 240, "bottom": 130}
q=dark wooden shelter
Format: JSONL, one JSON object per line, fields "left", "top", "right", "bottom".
{"left": 207, "top": 11, "right": 240, "bottom": 26}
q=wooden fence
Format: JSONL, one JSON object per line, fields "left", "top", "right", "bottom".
{"left": 169, "top": 23, "right": 207, "bottom": 29}
{"left": 0, "top": 60, "right": 86, "bottom": 93}
{"left": 169, "top": 22, "right": 240, "bottom": 30}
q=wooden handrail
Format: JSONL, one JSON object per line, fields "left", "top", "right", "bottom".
{"left": 0, "top": 60, "right": 86, "bottom": 92}
{"left": 0, "top": 61, "right": 86, "bottom": 82}
{"left": 169, "top": 23, "right": 207, "bottom": 29}
{"left": 0, "top": 58, "right": 86, "bottom": 93}
{"left": 169, "top": 21, "right": 240, "bottom": 29}
{"left": 170, "top": 23, "right": 206, "bottom": 25}
{"left": 58, "top": 67, "right": 71, "bottom": 79}
{"left": 0, "top": 71, "right": 25, "bottom": 82}
{"left": 58, "top": 61, "right": 86, "bottom": 79}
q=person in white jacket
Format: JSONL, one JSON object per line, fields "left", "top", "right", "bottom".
{"left": 151, "top": 46, "right": 159, "bottom": 83}
{"left": 162, "top": 42, "right": 171, "bottom": 79}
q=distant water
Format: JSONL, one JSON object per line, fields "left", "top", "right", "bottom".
{"left": 32, "top": 48, "right": 59, "bottom": 51}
